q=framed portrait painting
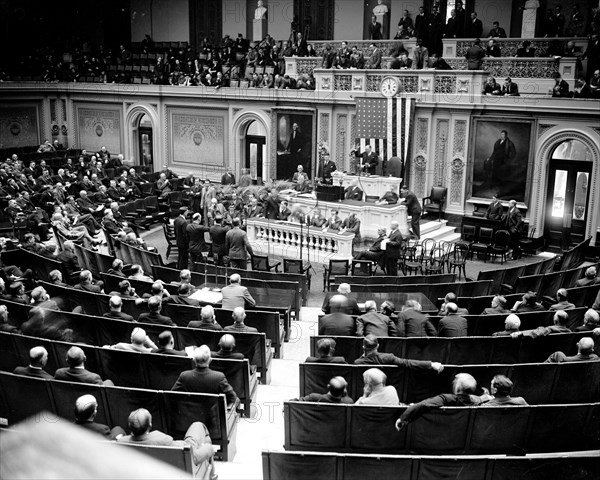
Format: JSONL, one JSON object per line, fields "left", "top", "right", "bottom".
{"left": 275, "top": 111, "right": 315, "bottom": 181}
{"left": 468, "top": 117, "right": 535, "bottom": 203}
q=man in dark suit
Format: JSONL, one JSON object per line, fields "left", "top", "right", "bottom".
{"left": 384, "top": 220, "right": 404, "bottom": 276}
{"left": 117, "top": 408, "right": 216, "bottom": 479}
{"left": 74, "top": 394, "right": 125, "bottom": 439}
{"left": 13, "top": 346, "right": 53, "bottom": 379}
{"left": 502, "top": 199, "right": 523, "bottom": 259}
{"left": 225, "top": 219, "right": 253, "bottom": 270}
{"left": 414, "top": 7, "right": 428, "bottom": 40}
{"left": 444, "top": 9, "right": 459, "bottom": 38}
{"left": 487, "top": 21, "right": 507, "bottom": 38}
{"left": 174, "top": 207, "right": 189, "bottom": 270}
{"left": 398, "top": 299, "right": 438, "bottom": 337}
{"left": 54, "top": 346, "right": 113, "bottom": 385}
{"left": 220, "top": 274, "right": 256, "bottom": 310}
{"left": 209, "top": 215, "right": 229, "bottom": 266}
{"left": 344, "top": 179, "right": 364, "bottom": 201}
{"left": 186, "top": 212, "right": 208, "bottom": 266}
{"left": 138, "top": 296, "right": 175, "bottom": 326}
{"left": 172, "top": 345, "right": 238, "bottom": 406}
{"left": 305, "top": 338, "right": 347, "bottom": 363}
{"left": 221, "top": 167, "right": 236, "bottom": 185}
{"left": 188, "top": 305, "right": 223, "bottom": 330}
{"left": 464, "top": 38, "right": 485, "bottom": 70}
{"left": 437, "top": 303, "right": 468, "bottom": 337}
{"left": 356, "top": 300, "right": 397, "bottom": 336}
{"left": 501, "top": 77, "right": 519, "bottom": 96}
{"left": 366, "top": 43, "right": 382, "bottom": 69}
{"left": 368, "top": 15, "right": 382, "bottom": 40}
{"left": 74, "top": 270, "right": 103, "bottom": 293}
{"left": 56, "top": 240, "right": 81, "bottom": 278}
{"left": 355, "top": 227, "right": 386, "bottom": 263}
{"left": 359, "top": 145, "right": 379, "bottom": 175}
{"left": 485, "top": 195, "right": 504, "bottom": 220}
{"left": 212, "top": 334, "right": 245, "bottom": 360}
{"left": 321, "top": 283, "right": 361, "bottom": 316}
{"left": 151, "top": 331, "right": 186, "bottom": 356}
{"left": 224, "top": 307, "right": 258, "bottom": 333}
{"left": 318, "top": 153, "right": 337, "bottom": 184}
{"left": 400, "top": 185, "right": 422, "bottom": 239}
{"left": 318, "top": 295, "right": 357, "bottom": 336}
{"left": 103, "top": 295, "right": 135, "bottom": 321}
{"left": 466, "top": 12, "right": 483, "bottom": 38}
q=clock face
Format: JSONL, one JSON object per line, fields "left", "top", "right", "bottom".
{"left": 380, "top": 77, "right": 399, "bottom": 97}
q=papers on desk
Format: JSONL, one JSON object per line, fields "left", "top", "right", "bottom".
{"left": 95, "top": 205, "right": 104, "bottom": 212}
{"left": 380, "top": 239, "right": 388, "bottom": 251}
{"left": 188, "top": 288, "right": 223, "bottom": 304}
{"left": 185, "top": 346, "right": 196, "bottom": 357}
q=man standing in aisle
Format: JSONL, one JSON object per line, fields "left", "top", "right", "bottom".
{"left": 400, "top": 185, "right": 422, "bottom": 239}
{"left": 383, "top": 220, "right": 404, "bottom": 276}
{"left": 174, "top": 207, "right": 189, "bottom": 270}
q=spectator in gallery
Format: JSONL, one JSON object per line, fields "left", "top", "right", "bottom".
{"left": 480, "top": 375, "right": 528, "bottom": 406}
{"left": 552, "top": 72, "right": 571, "bottom": 98}
{"left": 573, "top": 77, "right": 592, "bottom": 99}
{"left": 466, "top": 12, "right": 483, "bottom": 38}
{"left": 516, "top": 40, "right": 536, "bottom": 58}
{"left": 413, "top": 38, "right": 429, "bottom": 70}
{"left": 545, "top": 337, "right": 599, "bottom": 363}
{"left": 501, "top": 77, "right": 520, "bottom": 96}
{"left": 397, "top": 9, "right": 413, "bottom": 33}
{"left": 305, "top": 337, "right": 347, "bottom": 364}
{"left": 427, "top": 53, "right": 452, "bottom": 70}
{"left": 294, "top": 376, "right": 354, "bottom": 404}
{"left": 486, "top": 39, "right": 501, "bottom": 57}
{"left": 492, "top": 313, "right": 521, "bottom": 337}
{"left": 368, "top": 15, "right": 383, "bottom": 41}
{"left": 444, "top": 9, "right": 459, "bottom": 39}
{"left": 482, "top": 76, "right": 502, "bottom": 95}
{"left": 356, "top": 368, "right": 401, "bottom": 406}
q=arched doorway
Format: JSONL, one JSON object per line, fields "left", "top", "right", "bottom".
{"left": 125, "top": 104, "right": 159, "bottom": 172}
{"left": 245, "top": 120, "right": 267, "bottom": 181}
{"left": 544, "top": 139, "right": 593, "bottom": 250}
{"left": 137, "top": 114, "right": 153, "bottom": 168}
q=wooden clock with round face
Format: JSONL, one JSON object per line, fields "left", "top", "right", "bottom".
{"left": 380, "top": 76, "right": 400, "bottom": 97}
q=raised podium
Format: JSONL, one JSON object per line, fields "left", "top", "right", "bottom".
{"left": 316, "top": 185, "right": 344, "bottom": 202}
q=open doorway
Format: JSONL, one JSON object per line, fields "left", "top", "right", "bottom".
{"left": 138, "top": 114, "right": 153, "bottom": 169}
{"left": 245, "top": 120, "right": 266, "bottom": 181}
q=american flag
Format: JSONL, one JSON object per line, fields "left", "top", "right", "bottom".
{"left": 355, "top": 96, "right": 415, "bottom": 171}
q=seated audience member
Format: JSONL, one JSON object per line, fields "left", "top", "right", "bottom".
{"left": 427, "top": 52, "right": 452, "bottom": 70}
{"left": 573, "top": 76, "right": 592, "bottom": 99}
{"left": 318, "top": 294, "right": 356, "bottom": 336}
{"left": 544, "top": 337, "right": 598, "bottom": 363}
{"left": 57, "top": 241, "right": 81, "bottom": 278}
{"left": 482, "top": 75, "right": 502, "bottom": 95}
{"left": 481, "top": 375, "right": 528, "bottom": 406}
{"left": 107, "top": 258, "right": 127, "bottom": 277}
{"left": 511, "top": 292, "right": 544, "bottom": 313}
{"left": 324, "top": 210, "right": 342, "bottom": 230}
{"left": 486, "top": 39, "right": 501, "bottom": 57}
{"left": 305, "top": 338, "right": 346, "bottom": 364}
{"left": 308, "top": 208, "right": 326, "bottom": 227}
{"left": 549, "top": 288, "right": 575, "bottom": 311}
{"left": 356, "top": 300, "right": 397, "bottom": 337}
{"left": 48, "top": 269, "right": 67, "bottom": 286}
{"left": 482, "top": 295, "right": 510, "bottom": 315}
{"left": 167, "top": 283, "right": 201, "bottom": 306}
{"left": 354, "top": 227, "right": 386, "bottom": 264}
{"left": 501, "top": 77, "right": 519, "bottom": 96}
{"left": 117, "top": 408, "right": 217, "bottom": 479}
{"left": 108, "top": 327, "right": 156, "bottom": 353}
{"left": 437, "top": 303, "right": 468, "bottom": 337}
{"left": 5, "top": 281, "right": 29, "bottom": 304}
{"left": 551, "top": 72, "right": 571, "bottom": 97}
{"left": 589, "top": 69, "right": 600, "bottom": 98}
{"left": 55, "top": 346, "right": 113, "bottom": 385}
{"left": 291, "top": 165, "right": 310, "bottom": 192}
{"left": 294, "top": 376, "right": 354, "bottom": 404}
{"left": 575, "top": 266, "right": 599, "bottom": 287}
{"left": 142, "top": 281, "right": 169, "bottom": 301}
{"left": 0, "top": 305, "right": 19, "bottom": 333}
{"left": 212, "top": 334, "right": 244, "bottom": 359}
{"left": 151, "top": 330, "right": 186, "bottom": 356}
{"left": 13, "top": 346, "right": 52, "bottom": 378}
{"left": 575, "top": 309, "right": 600, "bottom": 332}
{"left": 74, "top": 270, "right": 103, "bottom": 293}
{"left": 74, "top": 394, "right": 125, "bottom": 439}
{"left": 188, "top": 305, "right": 223, "bottom": 330}
{"left": 224, "top": 307, "right": 257, "bottom": 333}
{"left": 344, "top": 179, "right": 363, "bottom": 201}
{"left": 138, "top": 296, "right": 174, "bottom": 326}
{"left": 178, "top": 269, "right": 197, "bottom": 290}
{"left": 395, "top": 373, "right": 483, "bottom": 430}
{"left": 438, "top": 293, "right": 469, "bottom": 315}
{"left": 109, "top": 280, "right": 138, "bottom": 299}
{"left": 511, "top": 310, "right": 572, "bottom": 338}
{"left": 321, "top": 283, "right": 361, "bottom": 316}
{"left": 171, "top": 345, "right": 238, "bottom": 407}
{"left": 515, "top": 40, "right": 535, "bottom": 57}
{"left": 492, "top": 314, "right": 521, "bottom": 336}
{"left": 355, "top": 335, "right": 444, "bottom": 372}
{"left": 356, "top": 368, "right": 401, "bottom": 406}
{"left": 221, "top": 274, "right": 256, "bottom": 310}
{"left": 399, "top": 299, "right": 437, "bottom": 337}
{"left": 30, "top": 286, "right": 59, "bottom": 310}
{"left": 128, "top": 264, "right": 153, "bottom": 282}
{"left": 103, "top": 296, "right": 135, "bottom": 322}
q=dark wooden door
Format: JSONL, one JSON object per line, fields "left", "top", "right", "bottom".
{"left": 294, "top": 0, "right": 334, "bottom": 41}
{"left": 189, "top": 0, "right": 222, "bottom": 53}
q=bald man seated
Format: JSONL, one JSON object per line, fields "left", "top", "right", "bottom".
{"left": 212, "top": 334, "right": 244, "bottom": 360}
{"left": 549, "top": 288, "right": 576, "bottom": 311}
{"left": 544, "top": 337, "right": 599, "bottom": 363}
{"left": 117, "top": 408, "right": 217, "bottom": 479}
{"left": 356, "top": 368, "right": 401, "bottom": 406}
{"left": 54, "top": 346, "right": 114, "bottom": 385}
{"left": 151, "top": 331, "right": 186, "bottom": 356}
{"left": 74, "top": 394, "right": 126, "bottom": 439}
{"left": 295, "top": 376, "right": 354, "bottom": 404}
{"left": 224, "top": 307, "right": 258, "bottom": 333}
{"left": 220, "top": 274, "right": 256, "bottom": 311}
{"left": 13, "top": 346, "right": 53, "bottom": 379}
{"left": 108, "top": 327, "right": 157, "bottom": 353}
{"left": 305, "top": 338, "right": 347, "bottom": 364}
{"left": 575, "top": 309, "right": 600, "bottom": 332}
{"left": 171, "top": 345, "right": 238, "bottom": 407}
{"left": 318, "top": 295, "right": 356, "bottom": 336}
{"left": 188, "top": 305, "right": 223, "bottom": 331}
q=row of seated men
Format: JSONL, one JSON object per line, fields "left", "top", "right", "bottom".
{"left": 9, "top": 343, "right": 225, "bottom": 479}
{"left": 319, "top": 287, "right": 600, "bottom": 338}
